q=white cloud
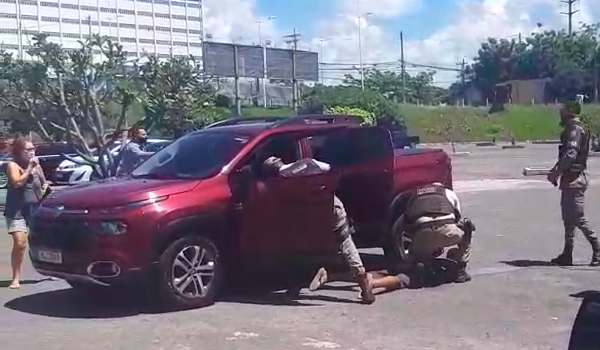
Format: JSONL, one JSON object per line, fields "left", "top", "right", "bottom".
{"left": 202, "top": 0, "right": 600, "bottom": 86}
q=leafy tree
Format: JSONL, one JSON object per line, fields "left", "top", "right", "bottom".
{"left": 324, "top": 106, "right": 375, "bottom": 126}
{"left": 0, "top": 34, "right": 137, "bottom": 177}
{"left": 342, "top": 68, "right": 445, "bottom": 105}
{"left": 299, "top": 85, "right": 404, "bottom": 125}
{"left": 465, "top": 23, "right": 600, "bottom": 103}
{"left": 138, "top": 56, "right": 228, "bottom": 138}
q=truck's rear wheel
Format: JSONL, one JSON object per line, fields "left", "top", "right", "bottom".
{"left": 157, "top": 235, "right": 223, "bottom": 310}
{"left": 383, "top": 216, "right": 412, "bottom": 267}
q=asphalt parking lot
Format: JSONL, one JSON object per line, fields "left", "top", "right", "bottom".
{"left": 1, "top": 143, "right": 599, "bottom": 350}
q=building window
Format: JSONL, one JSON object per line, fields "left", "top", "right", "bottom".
{"left": 60, "top": 3, "right": 79, "bottom": 10}
{"left": 41, "top": 16, "right": 60, "bottom": 23}
{"left": 40, "top": 1, "right": 59, "bottom": 7}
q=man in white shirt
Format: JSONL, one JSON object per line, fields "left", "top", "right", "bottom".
{"left": 402, "top": 182, "right": 473, "bottom": 283}
{"left": 263, "top": 156, "right": 375, "bottom": 304}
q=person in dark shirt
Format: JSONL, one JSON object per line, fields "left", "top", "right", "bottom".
{"left": 116, "top": 127, "right": 153, "bottom": 176}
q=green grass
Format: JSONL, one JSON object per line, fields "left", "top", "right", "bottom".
{"left": 234, "top": 104, "right": 600, "bottom": 143}
{"left": 402, "top": 104, "right": 600, "bottom": 142}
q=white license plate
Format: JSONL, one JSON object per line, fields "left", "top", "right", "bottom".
{"left": 38, "top": 249, "right": 63, "bottom": 264}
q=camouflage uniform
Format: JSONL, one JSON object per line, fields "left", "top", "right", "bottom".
{"left": 549, "top": 111, "right": 600, "bottom": 266}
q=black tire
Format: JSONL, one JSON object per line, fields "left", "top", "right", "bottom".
{"left": 382, "top": 215, "right": 412, "bottom": 271}
{"left": 156, "top": 235, "right": 223, "bottom": 310}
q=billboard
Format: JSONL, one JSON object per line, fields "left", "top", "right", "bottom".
{"left": 202, "top": 41, "right": 319, "bottom": 81}
{"left": 266, "top": 48, "right": 318, "bottom": 81}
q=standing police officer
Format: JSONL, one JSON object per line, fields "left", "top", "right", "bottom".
{"left": 547, "top": 101, "right": 600, "bottom": 266}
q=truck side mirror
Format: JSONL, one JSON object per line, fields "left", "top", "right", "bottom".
{"left": 229, "top": 165, "right": 254, "bottom": 203}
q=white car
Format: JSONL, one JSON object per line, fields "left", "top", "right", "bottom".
{"left": 53, "top": 139, "right": 171, "bottom": 185}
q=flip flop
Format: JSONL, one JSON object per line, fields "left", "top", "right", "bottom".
{"left": 8, "top": 283, "right": 20, "bottom": 289}
{"left": 309, "top": 268, "right": 328, "bottom": 291}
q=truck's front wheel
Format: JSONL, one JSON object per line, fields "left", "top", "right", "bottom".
{"left": 157, "top": 235, "right": 223, "bottom": 310}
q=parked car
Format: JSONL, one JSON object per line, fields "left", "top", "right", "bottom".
{"left": 0, "top": 153, "right": 11, "bottom": 188}
{"left": 53, "top": 139, "right": 171, "bottom": 185}
{"left": 28, "top": 115, "right": 451, "bottom": 310}
{"left": 0, "top": 142, "right": 81, "bottom": 188}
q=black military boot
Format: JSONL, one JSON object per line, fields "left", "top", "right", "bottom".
{"left": 454, "top": 262, "right": 471, "bottom": 283}
{"left": 550, "top": 244, "right": 574, "bottom": 266}
{"left": 589, "top": 238, "right": 600, "bottom": 266}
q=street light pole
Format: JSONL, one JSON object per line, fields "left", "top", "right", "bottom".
{"left": 319, "top": 39, "right": 324, "bottom": 84}
{"left": 257, "top": 16, "right": 275, "bottom": 107}
{"left": 357, "top": 0, "right": 364, "bottom": 90}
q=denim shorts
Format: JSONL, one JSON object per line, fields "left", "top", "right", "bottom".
{"left": 6, "top": 217, "right": 29, "bottom": 234}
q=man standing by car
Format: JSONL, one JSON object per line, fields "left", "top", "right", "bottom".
{"left": 401, "top": 182, "right": 473, "bottom": 283}
{"left": 116, "top": 127, "right": 154, "bottom": 176}
{"left": 547, "top": 101, "right": 600, "bottom": 266}
{"left": 262, "top": 156, "right": 376, "bottom": 304}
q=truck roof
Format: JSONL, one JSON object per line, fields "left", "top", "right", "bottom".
{"left": 198, "top": 115, "right": 363, "bottom": 136}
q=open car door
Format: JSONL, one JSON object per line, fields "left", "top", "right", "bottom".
{"left": 334, "top": 126, "right": 395, "bottom": 245}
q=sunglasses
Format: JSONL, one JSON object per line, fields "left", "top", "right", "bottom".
{"left": 24, "top": 147, "right": 36, "bottom": 152}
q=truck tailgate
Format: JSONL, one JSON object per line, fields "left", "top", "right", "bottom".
{"left": 393, "top": 148, "right": 453, "bottom": 192}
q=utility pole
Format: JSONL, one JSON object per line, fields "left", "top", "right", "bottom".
{"left": 457, "top": 58, "right": 466, "bottom": 106}
{"left": 400, "top": 31, "right": 406, "bottom": 104}
{"left": 283, "top": 29, "right": 300, "bottom": 111}
{"left": 560, "top": 0, "right": 579, "bottom": 35}
{"left": 233, "top": 45, "right": 241, "bottom": 115}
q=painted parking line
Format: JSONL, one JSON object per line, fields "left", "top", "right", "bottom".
{"left": 454, "top": 179, "right": 550, "bottom": 193}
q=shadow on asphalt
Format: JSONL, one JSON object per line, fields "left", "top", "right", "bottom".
{"left": 3, "top": 253, "right": 388, "bottom": 318}
{"left": 501, "top": 259, "right": 557, "bottom": 267}
{"left": 3, "top": 287, "right": 162, "bottom": 319}
{"left": 0, "top": 278, "right": 53, "bottom": 288}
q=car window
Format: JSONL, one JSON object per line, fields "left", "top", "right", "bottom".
{"left": 131, "top": 132, "right": 251, "bottom": 180}
{"left": 306, "top": 127, "right": 392, "bottom": 167}
{"left": 143, "top": 141, "right": 170, "bottom": 153}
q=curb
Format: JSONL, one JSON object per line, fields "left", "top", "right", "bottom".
{"left": 475, "top": 142, "right": 496, "bottom": 147}
{"left": 522, "top": 167, "right": 551, "bottom": 176}
{"left": 531, "top": 140, "right": 560, "bottom": 144}
{"left": 451, "top": 151, "right": 471, "bottom": 157}
{"left": 502, "top": 145, "right": 526, "bottom": 149}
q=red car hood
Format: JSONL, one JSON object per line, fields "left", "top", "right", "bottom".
{"left": 44, "top": 177, "right": 198, "bottom": 208}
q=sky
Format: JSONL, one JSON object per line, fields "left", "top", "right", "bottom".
{"left": 202, "top": 0, "right": 600, "bottom": 86}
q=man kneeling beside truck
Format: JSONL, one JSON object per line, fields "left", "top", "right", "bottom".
{"left": 28, "top": 115, "right": 453, "bottom": 309}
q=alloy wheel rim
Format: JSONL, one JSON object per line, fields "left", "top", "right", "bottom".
{"left": 171, "top": 245, "right": 216, "bottom": 298}
{"left": 0, "top": 173, "right": 7, "bottom": 187}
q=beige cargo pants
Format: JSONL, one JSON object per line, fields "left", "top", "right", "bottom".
{"left": 334, "top": 195, "right": 365, "bottom": 275}
{"left": 409, "top": 223, "right": 472, "bottom": 263}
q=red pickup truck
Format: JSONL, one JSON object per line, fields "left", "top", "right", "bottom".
{"left": 28, "top": 115, "right": 452, "bottom": 309}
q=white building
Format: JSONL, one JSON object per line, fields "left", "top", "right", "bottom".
{"left": 0, "top": 0, "right": 203, "bottom": 60}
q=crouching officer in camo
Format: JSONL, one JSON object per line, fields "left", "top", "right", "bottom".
{"left": 402, "top": 182, "right": 474, "bottom": 283}
{"left": 547, "top": 102, "right": 600, "bottom": 266}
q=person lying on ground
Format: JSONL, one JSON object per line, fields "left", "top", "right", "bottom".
{"left": 308, "top": 258, "right": 459, "bottom": 295}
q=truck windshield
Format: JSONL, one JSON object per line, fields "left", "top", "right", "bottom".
{"left": 131, "top": 132, "right": 250, "bottom": 180}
